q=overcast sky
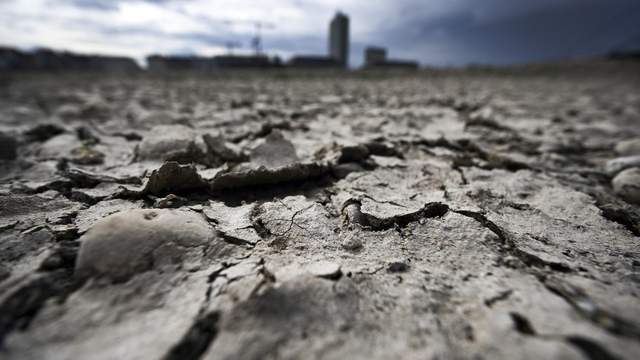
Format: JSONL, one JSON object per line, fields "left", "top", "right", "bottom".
{"left": 1, "top": 0, "right": 639, "bottom": 67}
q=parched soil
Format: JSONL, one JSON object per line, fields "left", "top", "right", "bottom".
{"left": 1, "top": 64, "right": 640, "bottom": 360}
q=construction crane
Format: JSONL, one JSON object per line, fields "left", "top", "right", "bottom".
{"left": 210, "top": 18, "right": 275, "bottom": 56}
{"left": 225, "top": 41, "right": 242, "bottom": 55}
{"left": 249, "top": 21, "right": 276, "bottom": 56}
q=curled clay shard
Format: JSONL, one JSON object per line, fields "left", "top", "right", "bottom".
{"left": 209, "top": 162, "right": 328, "bottom": 190}
{"left": 75, "top": 209, "right": 215, "bottom": 282}
{"left": 203, "top": 202, "right": 262, "bottom": 246}
{"left": 136, "top": 124, "right": 206, "bottom": 164}
{"left": 208, "top": 131, "right": 329, "bottom": 190}
{"left": 612, "top": 167, "right": 640, "bottom": 205}
{"left": 605, "top": 155, "right": 640, "bottom": 176}
{"left": 144, "top": 161, "right": 208, "bottom": 195}
{"left": 341, "top": 197, "right": 449, "bottom": 230}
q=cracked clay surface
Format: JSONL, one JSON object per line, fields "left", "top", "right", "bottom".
{"left": 1, "top": 65, "right": 640, "bottom": 359}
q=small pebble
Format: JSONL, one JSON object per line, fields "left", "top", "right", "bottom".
{"left": 341, "top": 232, "right": 363, "bottom": 251}
{"left": 387, "top": 261, "right": 409, "bottom": 273}
{"left": 612, "top": 167, "right": 640, "bottom": 205}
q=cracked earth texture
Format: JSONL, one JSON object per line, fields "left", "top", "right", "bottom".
{"left": 1, "top": 64, "right": 640, "bottom": 360}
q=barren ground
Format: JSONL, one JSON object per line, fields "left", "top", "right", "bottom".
{"left": 1, "top": 64, "right": 640, "bottom": 360}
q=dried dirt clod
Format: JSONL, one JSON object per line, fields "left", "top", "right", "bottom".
{"left": 306, "top": 261, "right": 342, "bottom": 280}
{"left": 612, "top": 167, "right": 640, "bottom": 205}
{"left": 387, "top": 261, "right": 409, "bottom": 273}
{"left": 75, "top": 209, "right": 215, "bottom": 282}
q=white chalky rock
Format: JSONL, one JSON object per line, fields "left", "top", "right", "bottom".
{"left": 75, "top": 208, "right": 215, "bottom": 282}
{"left": 612, "top": 167, "right": 640, "bottom": 205}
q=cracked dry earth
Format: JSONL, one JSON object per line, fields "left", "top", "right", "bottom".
{"left": 1, "top": 66, "right": 640, "bottom": 360}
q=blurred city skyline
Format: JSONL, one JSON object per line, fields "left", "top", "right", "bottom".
{"left": 1, "top": 0, "right": 639, "bottom": 67}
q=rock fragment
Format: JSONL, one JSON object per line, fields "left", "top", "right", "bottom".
{"left": 306, "top": 261, "right": 342, "bottom": 280}
{"left": 615, "top": 138, "right": 640, "bottom": 156}
{"left": 341, "top": 231, "right": 363, "bottom": 251}
{"left": 605, "top": 155, "right": 640, "bottom": 176}
{"left": 612, "top": 167, "right": 640, "bottom": 205}
{"left": 75, "top": 209, "right": 215, "bottom": 282}
{"left": 387, "top": 261, "right": 409, "bottom": 273}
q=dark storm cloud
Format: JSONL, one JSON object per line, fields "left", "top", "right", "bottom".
{"left": 370, "top": 0, "right": 640, "bottom": 65}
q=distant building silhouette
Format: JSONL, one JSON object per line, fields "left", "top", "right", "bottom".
{"left": 0, "top": 47, "right": 139, "bottom": 72}
{"left": 287, "top": 55, "right": 340, "bottom": 68}
{"left": 328, "top": 12, "right": 349, "bottom": 67}
{"left": 147, "top": 54, "right": 272, "bottom": 71}
{"left": 363, "top": 46, "right": 419, "bottom": 70}
{"left": 364, "top": 47, "right": 387, "bottom": 67}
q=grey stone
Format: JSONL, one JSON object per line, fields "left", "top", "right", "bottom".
{"left": 612, "top": 167, "right": 640, "bottom": 205}
{"left": 75, "top": 209, "right": 215, "bottom": 282}
{"left": 605, "top": 155, "right": 640, "bottom": 176}
{"left": 341, "top": 231, "right": 363, "bottom": 251}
